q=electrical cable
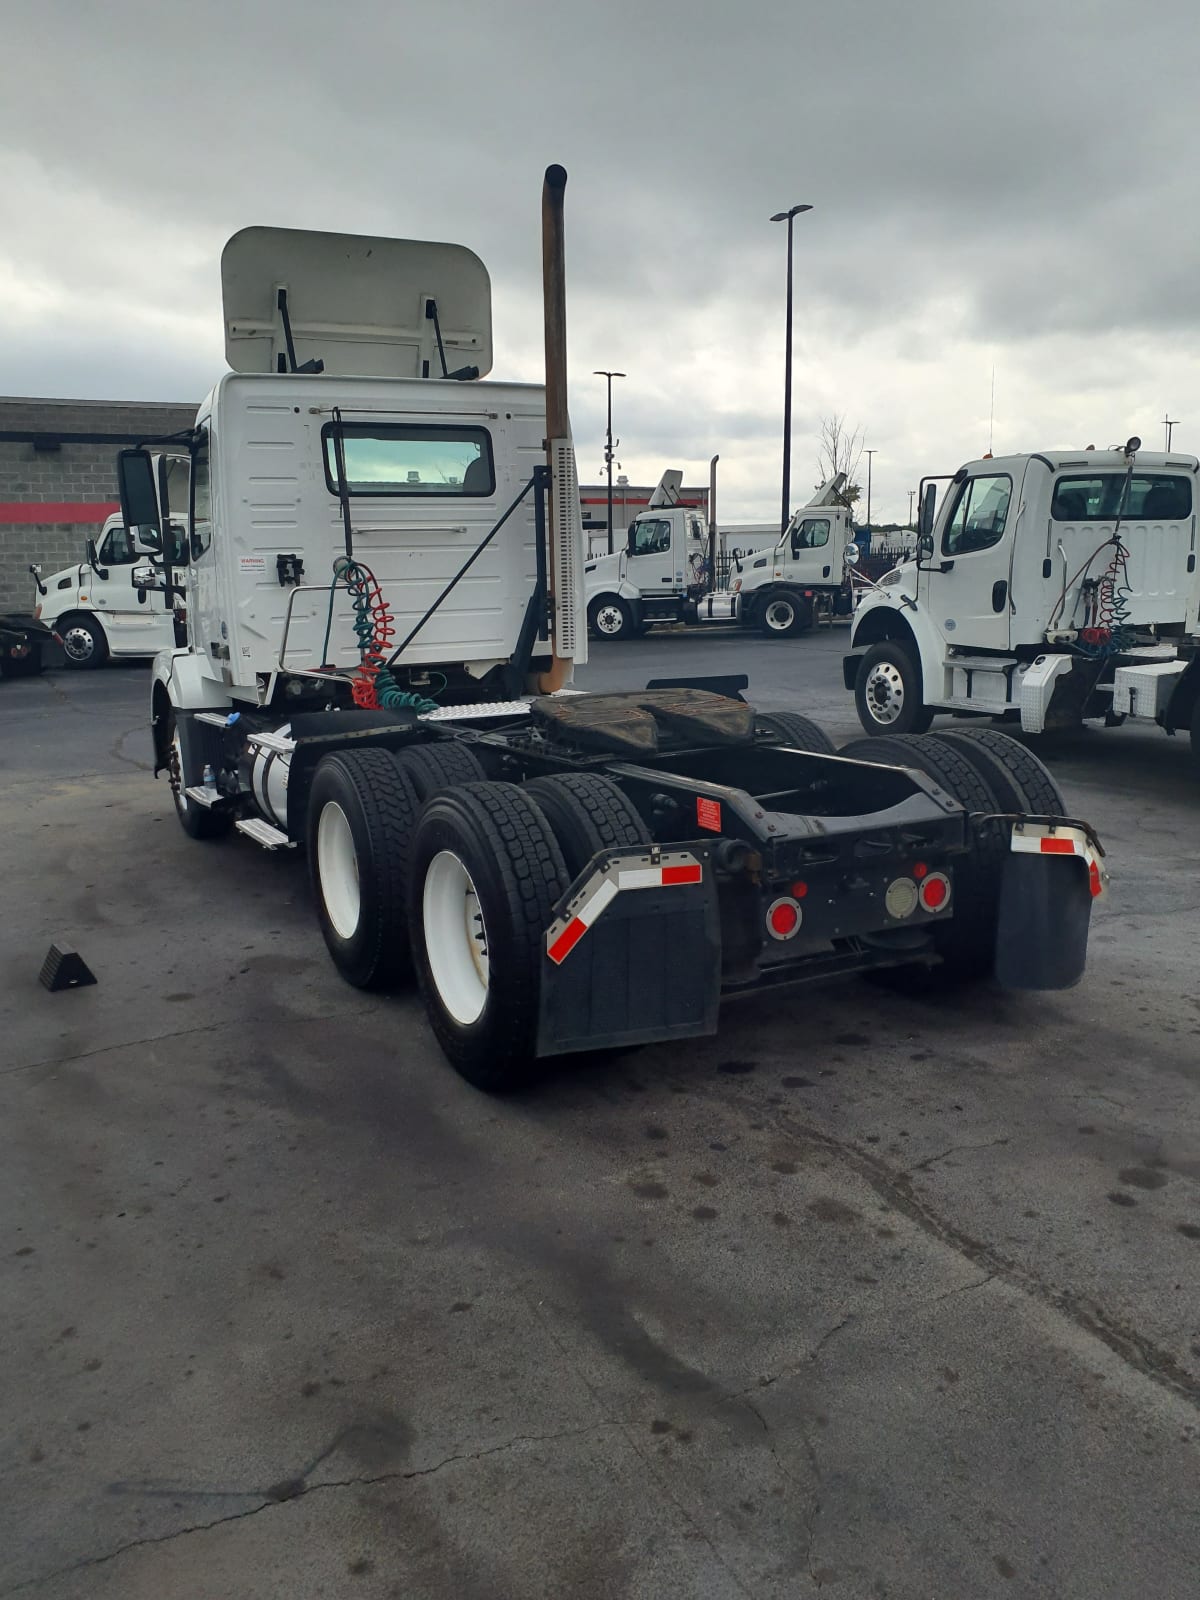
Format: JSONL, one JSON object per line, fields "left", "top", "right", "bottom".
{"left": 336, "top": 559, "right": 439, "bottom": 713}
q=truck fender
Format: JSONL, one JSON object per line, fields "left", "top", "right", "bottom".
{"left": 150, "top": 650, "right": 232, "bottom": 777}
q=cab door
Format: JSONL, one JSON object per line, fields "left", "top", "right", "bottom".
{"left": 927, "top": 470, "right": 1015, "bottom": 650}
{"left": 625, "top": 514, "right": 678, "bottom": 594}
{"left": 786, "top": 515, "right": 833, "bottom": 583}
{"left": 89, "top": 523, "right": 178, "bottom": 653}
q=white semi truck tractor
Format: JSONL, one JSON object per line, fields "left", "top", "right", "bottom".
{"left": 119, "top": 166, "right": 1109, "bottom": 1091}
{"left": 584, "top": 473, "right": 868, "bottom": 640}
{"left": 844, "top": 440, "right": 1200, "bottom": 773}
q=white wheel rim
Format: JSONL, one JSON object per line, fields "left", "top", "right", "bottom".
{"left": 765, "top": 600, "right": 794, "bottom": 631}
{"left": 595, "top": 605, "right": 624, "bottom": 636}
{"left": 423, "top": 849, "right": 489, "bottom": 1026}
{"left": 865, "top": 661, "right": 905, "bottom": 725}
{"left": 317, "top": 802, "right": 361, "bottom": 940}
{"left": 63, "top": 626, "right": 94, "bottom": 661}
{"left": 171, "top": 727, "right": 188, "bottom": 811}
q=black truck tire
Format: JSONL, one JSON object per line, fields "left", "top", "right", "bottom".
{"left": 524, "top": 772, "right": 652, "bottom": 879}
{"left": 392, "top": 739, "right": 486, "bottom": 800}
{"left": 758, "top": 589, "right": 813, "bottom": 639}
{"left": 166, "top": 708, "right": 233, "bottom": 841}
{"left": 408, "top": 782, "right": 569, "bottom": 1091}
{"left": 307, "top": 748, "right": 421, "bottom": 989}
{"left": 588, "top": 596, "right": 636, "bottom": 640}
{"left": 753, "top": 710, "right": 837, "bottom": 755}
{"left": 58, "top": 614, "right": 109, "bottom": 669}
{"left": 853, "top": 640, "right": 933, "bottom": 735}
{"left": 935, "top": 727, "right": 1066, "bottom": 817}
{"left": 838, "top": 732, "right": 1008, "bottom": 981}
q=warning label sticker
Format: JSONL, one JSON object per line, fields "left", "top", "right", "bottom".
{"left": 696, "top": 796, "right": 723, "bottom": 833}
{"left": 239, "top": 555, "right": 268, "bottom": 576}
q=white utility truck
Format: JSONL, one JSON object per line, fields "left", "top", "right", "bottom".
{"left": 584, "top": 473, "right": 863, "bottom": 640}
{"left": 119, "top": 166, "right": 1108, "bottom": 1092}
{"left": 844, "top": 440, "right": 1200, "bottom": 770}
{"left": 31, "top": 493, "right": 188, "bottom": 667}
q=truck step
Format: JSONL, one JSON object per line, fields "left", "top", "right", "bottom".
{"left": 943, "top": 655, "right": 1014, "bottom": 672}
{"left": 246, "top": 729, "right": 296, "bottom": 753}
{"left": 195, "top": 711, "right": 233, "bottom": 727}
{"left": 419, "top": 699, "right": 533, "bottom": 722}
{"left": 235, "top": 817, "right": 295, "bottom": 849}
{"left": 184, "top": 785, "right": 223, "bottom": 808}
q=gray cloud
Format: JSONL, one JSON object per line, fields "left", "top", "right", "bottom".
{"left": 2, "top": 0, "right": 1199, "bottom": 522}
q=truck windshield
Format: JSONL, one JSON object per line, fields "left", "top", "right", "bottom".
{"left": 323, "top": 423, "right": 495, "bottom": 497}
{"left": 1051, "top": 473, "right": 1192, "bottom": 522}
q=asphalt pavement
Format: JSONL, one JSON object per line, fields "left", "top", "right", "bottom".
{"left": 3, "top": 631, "right": 1200, "bottom": 1600}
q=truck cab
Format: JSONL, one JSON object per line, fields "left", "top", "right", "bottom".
{"left": 844, "top": 444, "right": 1200, "bottom": 761}
{"left": 35, "top": 504, "right": 187, "bottom": 669}
{"left": 583, "top": 472, "right": 713, "bottom": 638}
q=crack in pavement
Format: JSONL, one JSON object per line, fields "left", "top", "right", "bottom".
{"left": 0, "top": 1424, "right": 623, "bottom": 1598}
{"left": 910, "top": 1137, "right": 1010, "bottom": 1172}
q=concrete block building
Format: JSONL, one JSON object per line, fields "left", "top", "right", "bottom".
{"left": 0, "top": 398, "right": 196, "bottom": 612}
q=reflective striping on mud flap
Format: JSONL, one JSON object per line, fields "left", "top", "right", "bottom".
{"left": 546, "top": 851, "right": 704, "bottom": 964}
{"left": 1009, "top": 820, "right": 1108, "bottom": 899}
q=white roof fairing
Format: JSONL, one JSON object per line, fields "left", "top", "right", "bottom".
{"left": 220, "top": 226, "right": 493, "bottom": 381}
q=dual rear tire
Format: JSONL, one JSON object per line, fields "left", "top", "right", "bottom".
{"left": 307, "top": 746, "right": 652, "bottom": 1090}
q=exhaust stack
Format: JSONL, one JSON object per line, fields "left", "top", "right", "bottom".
{"left": 538, "top": 164, "right": 584, "bottom": 692}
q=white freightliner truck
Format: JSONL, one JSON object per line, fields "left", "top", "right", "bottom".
{"left": 844, "top": 440, "right": 1200, "bottom": 770}
{"left": 30, "top": 498, "right": 189, "bottom": 667}
{"left": 584, "top": 474, "right": 864, "bottom": 640}
{"left": 118, "top": 166, "right": 1108, "bottom": 1092}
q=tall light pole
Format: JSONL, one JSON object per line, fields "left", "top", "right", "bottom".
{"left": 1164, "top": 413, "right": 1179, "bottom": 451}
{"left": 864, "top": 448, "right": 876, "bottom": 526}
{"left": 908, "top": 488, "right": 916, "bottom": 527}
{"left": 594, "top": 370, "right": 625, "bottom": 554}
{"left": 770, "top": 203, "right": 813, "bottom": 537}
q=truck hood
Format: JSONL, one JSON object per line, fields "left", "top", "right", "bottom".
{"left": 584, "top": 551, "right": 624, "bottom": 587}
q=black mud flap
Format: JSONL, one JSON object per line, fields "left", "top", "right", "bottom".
{"left": 994, "top": 852, "right": 1093, "bottom": 990}
{"left": 537, "top": 845, "right": 721, "bottom": 1057}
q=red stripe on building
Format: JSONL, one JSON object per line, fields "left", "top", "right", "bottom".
{"left": 0, "top": 501, "right": 118, "bottom": 526}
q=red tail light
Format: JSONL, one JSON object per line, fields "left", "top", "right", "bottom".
{"left": 918, "top": 872, "right": 951, "bottom": 912}
{"left": 766, "top": 896, "right": 803, "bottom": 940}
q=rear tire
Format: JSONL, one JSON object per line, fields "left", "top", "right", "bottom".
{"left": 59, "top": 614, "right": 109, "bottom": 670}
{"left": 935, "top": 727, "right": 1066, "bottom": 817}
{"left": 409, "top": 782, "right": 570, "bottom": 1090}
{"left": 753, "top": 710, "right": 837, "bottom": 755}
{"left": 166, "top": 709, "right": 233, "bottom": 841}
{"left": 853, "top": 640, "right": 933, "bottom": 735}
{"left": 523, "top": 772, "right": 652, "bottom": 878}
{"left": 838, "top": 732, "right": 1007, "bottom": 982}
{"left": 392, "top": 739, "right": 486, "bottom": 800}
{"left": 758, "top": 589, "right": 812, "bottom": 639}
{"left": 588, "top": 596, "right": 636, "bottom": 641}
{"left": 307, "top": 749, "right": 420, "bottom": 989}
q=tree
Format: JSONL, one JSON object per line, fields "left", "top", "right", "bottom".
{"left": 816, "top": 414, "right": 864, "bottom": 507}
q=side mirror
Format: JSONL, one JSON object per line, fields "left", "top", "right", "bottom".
{"left": 917, "top": 533, "right": 935, "bottom": 560}
{"left": 843, "top": 541, "right": 861, "bottom": 567}
{"left": 131, "top": 563, "right": 162, "bottom": 592}
{"left": 85, "top": 538, "right": 109, "bottom": 578}
{"left": 918, "top": 482, "right": 937, "bottom": 543}
{"left": 117, "top": 449, "right": 163, "bottom": 553}
{"left": 29, "top": 562, "right": 47, "bottom": 597}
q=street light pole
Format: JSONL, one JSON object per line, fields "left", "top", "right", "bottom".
{"left": 594, "top": 369, "right": 626, "bottom": 554}
{"left": 864, "top": 449, "right": 876, "bottom": 526}
{"left": 770, "top": 203, "right": 813, "bottom": 538}
{"left": 908, "top": 488, "right": 916, "bottom": 527}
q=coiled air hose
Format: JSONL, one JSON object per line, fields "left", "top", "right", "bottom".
{"left": 335, "top": 559, "right": 439, "bottom": 713}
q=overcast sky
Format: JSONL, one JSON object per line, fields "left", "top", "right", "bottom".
{"left": 3, "top": 0, "right": 1198, "bottom": 524}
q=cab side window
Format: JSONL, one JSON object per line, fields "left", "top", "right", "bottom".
{"left": 191, "top": 431, "right": 213, "bottom": 561}
{"left": 99, "top": 526, "right": 137, "bottom": 565}
{"left": 942, "top": 474, "right": 1012, "bottom": 556}
{"left": 791, "top": 517, "right": 830, "bottom": 553}
{"left": 631, "top": 518, "right": 671, "bottom": 555}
